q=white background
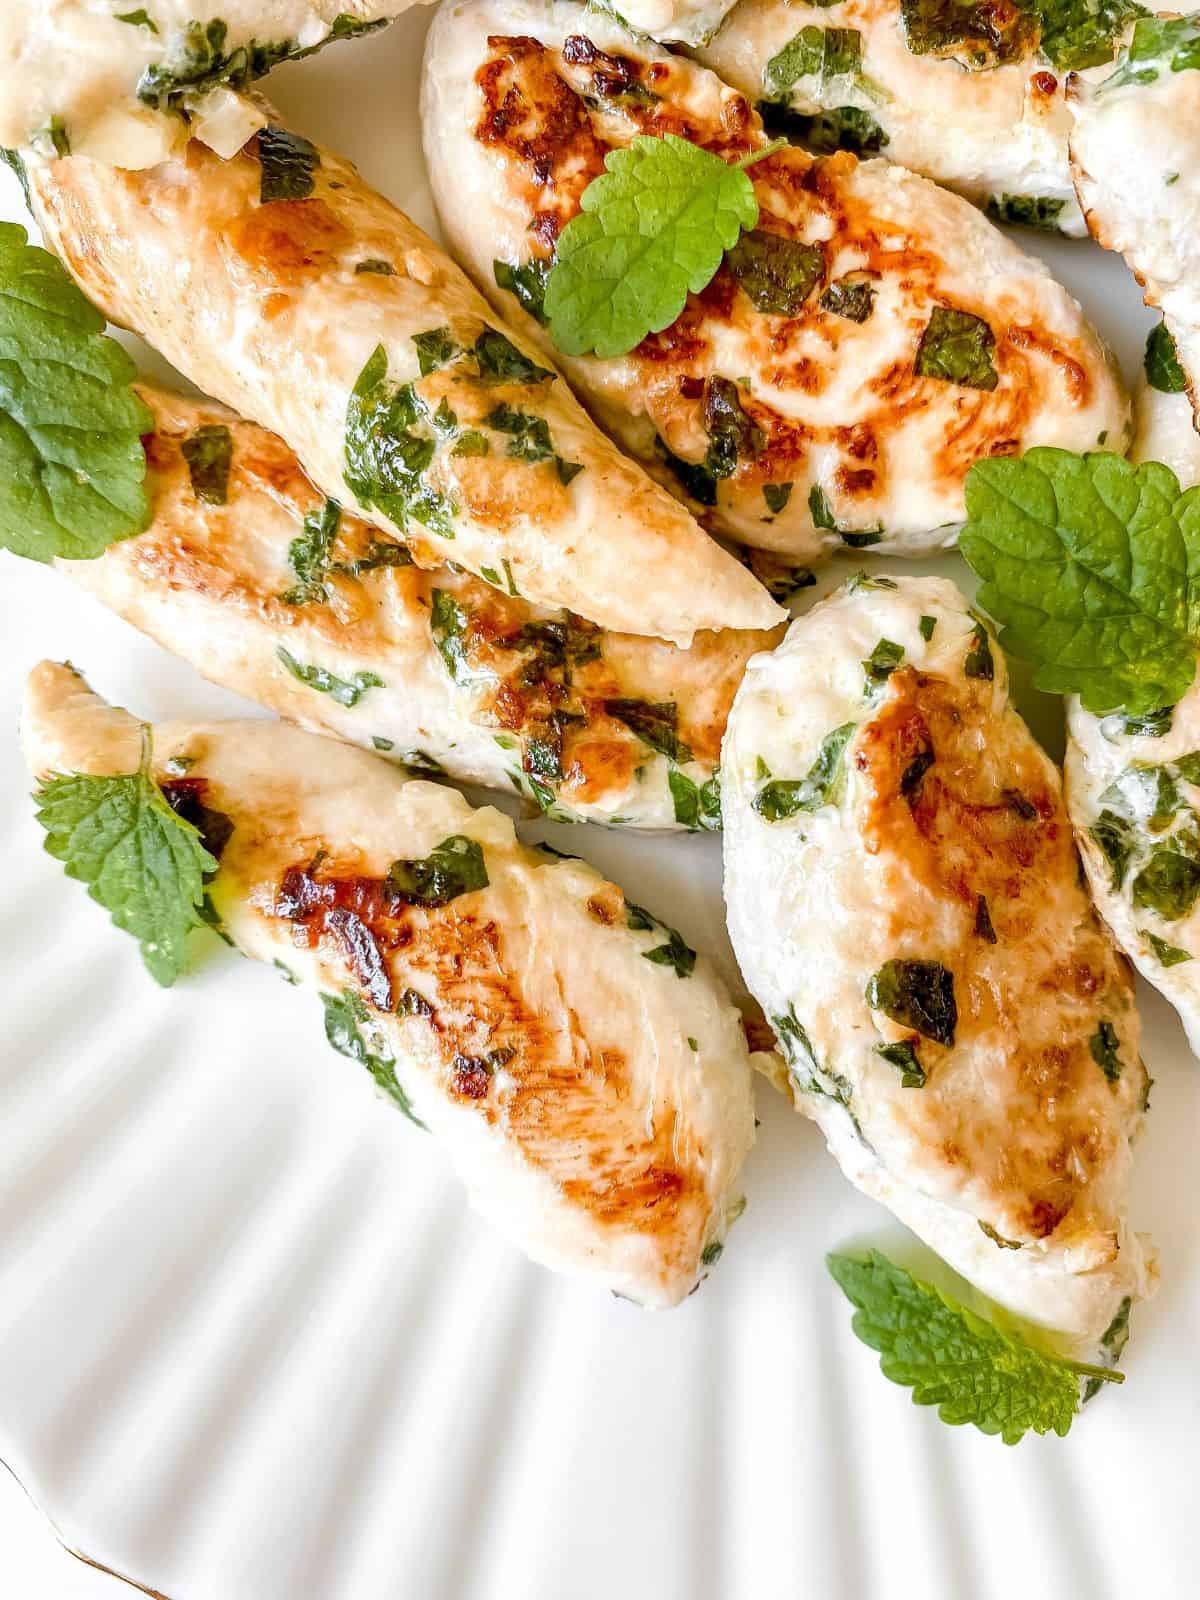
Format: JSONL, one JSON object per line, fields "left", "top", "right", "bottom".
{"left": 2, "top": 1468, "right": 128, "bottom": 1595}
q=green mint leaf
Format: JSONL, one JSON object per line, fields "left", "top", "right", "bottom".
{"left": 1144, "top": 929, "right": 1193, "bottom": 965}
{"left": 257, "top": 124, "right": 319, "bottom": 204}
{"left": 1145, "top": 321, "right": 1188, "bottom": 394}
{"left": 399, "top": 749, "right": 444, "bottom": 775}
{"left": 876, "top": 1038, "right": 926, "bottom": 1087}
{"left": 657, "top": 434, "right": 719, "bottom": 506}
{"left": 864, "top": 637, "right": 904, "bottom": 693}
{"left": 985, "top": 194, "right": 1066, "bottom": 230}
{"left": 452, "top": 429, "right": 490, "bottom": 457}
{"left": 544, "top": 134, "right": 772, "bottom": 360}
{"left": 483, "top": 400, "right": 581, "bottom": 483}
{"left": 0, "top": 222, "right": 152, "bottom": 561}
{"left": 625, "top": 901, "right": 697, "bottom": 978}
{"left": 115, "top": 8, "right": 159, "bottom": 30}
{"left": 757, "top": 99, "right": 889, "bottom": 156}
{"left": 605, "top": 697, "right": 693, "bottom": 762}
{"left": 702, "top": 376, "right": 764, "bottom": 479}
{"left": 430, "top": 587, "right": 473, "bottom": 684}
{"left": 1089, "top": 1019, "right": 1124, "bottom": 1083}
{"left": 413, "top": 326, "right": 461, "bottom": 377}
{"left": 181, "top": 423, "right": 232, "bottom": 505}
{"left": 842, "top": 529, "right": 883, "bottom": 549}
{"left": 1131, "top": 835, "right": 1200, "bottom": 920}
{"left": 642, "top": 927, "right": 697, "bottom": 978}
{"left": 34, "top": 732, "right": 218, "bottom": 986}
{"left": 282, "top": 499, "right": 348, "bottom": 604}
{"left": 1041, "top": 0, "right": 1149, "bottom": 72}
{"left": 1084, "top": 1297, "right": 1133, "bottom": 1399}
{"left": 332, "top": 536, "right": 411, "bottom": 579}
{"left": 1099, "top": 760, "right": 1181, "bottom": 829}
{"left": 806, "top": 485, "right": 884, "bottom": 546}
{"left": 819, "top": 277, "right": 875, "bottom": 322}
{"left": 960, "top": 448, "right": 1200, "bottom": 715}
{"left": 344, "top": 345, "right": 452, "bottom": 536}
{"left": 773, "top": 1001, "right": 856, "bottom": 1108}
{"left": 493, "top": 258, "right": 552, "bottom": 324}
{"left": 866, "top": 958, "right": 957, "bottom": 1046}
{"left": 668, "top": 768, "right": 722, "bottom": 831}
{"left": 726, "top": 229, "right": 824, "bottom": 315}
{"left": 1089, "top": 808, "right": 1137, "bottom": 888}
{"left": 276, "top": 646, "right": 382, "bottom": 707}
{"left": 753, "top": 721, "right": 856, "bottom": 820}
{"left": 763, "top": 481, "right": 793, "bottom": 514}
{"left": 765, "top": 26, "right": 867, "bottom": 90}
{"left": 355, "top": 258, "right": 396, "bottom": 275}
{"left": 322, "top": 989, "right": 425, "bottom": 1127}
{"left": 1117, "top": 705, "right": 1174, "bottom": 737}
{"left": 827, "top": 1250, "right": 1122, "bottom": 1443}
{"left": 472, "top": 327, "right": 552, "bottom": 386}
{"left": 386, "top": 834, "right": 488, "bottom": 906}
{"left": 809, "top": 484, "right": 837, "bottom": 530}
{"left": 283, "top": 500, "right": 406, "bottom": 606}
{"left": 964, "top": 619, "right": 996, "bottom": 680}
{"left": 915, "top": 306, "right": 998, "bottom": 390}
{"left": 899, "top": 0, "right": 1038, "bottom": 67}
{"left": 136, "top": 16, "right": 387, "bottom": 112}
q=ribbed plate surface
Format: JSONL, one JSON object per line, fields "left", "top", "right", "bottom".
{"left": 1, "top": 15, "right": 1198, "bottom": 1597}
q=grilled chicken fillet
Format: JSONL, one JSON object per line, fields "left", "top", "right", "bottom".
{"left": 1065, "top": 368, "right": 1200, "bottom": 1057}
{"left": 23, "top": 122, "right": 781, "bottom": 645}
{"left": 722, "top": 575, "right": 1155, "bottom": 1350}
{"left": 695, "top": 0, "right": 1154, "bottom": 235}
{"left": 61, "top": 385, "right": 780, "bottom": 828}
{"left": 1070, "top": 20, "right": 1200, "bottom": 432}
{"left": 22, "top": 661, "right": 758, "bottom": 1306}
{"left": 422, "top": 0, "right": 1128, "bottom": 564}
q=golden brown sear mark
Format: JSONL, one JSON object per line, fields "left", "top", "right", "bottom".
{"left": 854, "top": 666, "right": 1135, "bottom": 1242}
{"left": 475, "top": 35, "right": 608, "bottom": 240}
{"left": 226, "top": 197, "right": 351, "bottom": 284}
{"left": 858, "top": 669, "right": 1061, "bottom": 917}
{"left": 474, "top": 34, "right": 750, "bottom": 249}
{"left": 271, "top": 854, "right": 708, "bottom": 1252}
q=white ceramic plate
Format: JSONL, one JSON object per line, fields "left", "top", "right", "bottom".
{"left": 2, "top": 14, "right": 1199, "bottom": 1597}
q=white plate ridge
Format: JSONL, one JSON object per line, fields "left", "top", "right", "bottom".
{"left": 1, "top": 13, "right": 1199, "bottom": 1599}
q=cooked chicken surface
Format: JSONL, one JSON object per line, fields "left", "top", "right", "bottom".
{"left": 422, "top": 0, "right": 1129, "bottom": 564}
{"left": 24, "top": 127, "right": 780, "bottom": 646}
{"left": 722, "top": 575, "right": 1155, "bottom": 1349}
{"left": 22, "top": 661, "right": 757, "bottom": 1305}
{"left": 1070, "top": 20, "right": 1200, "bottom": 425}
{"left": 62, "top": 386, "right": 777, "bottom": 829}
{"left": 696, "top": 0, "right": 1141, "bottom": 236}
{"left": 1129, "top": 360, "right": 1200, "bottom": 484}
{"left": 1065, "top": 373, "right": 1200, "bottom": 1057}
{"left": 601, "top": 0, "right": 737, "bottom": 46}
{"left": 1, "top": 2, "right": 403, "bottom": 168}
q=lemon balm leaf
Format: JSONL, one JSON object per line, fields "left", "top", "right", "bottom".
{"left": 544, "top": 135, "right": 780, "bottom": 359}
{"left": 0, "top": 221, "right": 152, "bottom": 561}
{"left": 34, "top": 734, "right": 218, "bottom": 985}
{"left": 960, "top": 448, "right": 1200, "bottom": 716}
{"left": 828, "top": 1250, "right": 1123, "bottom": 1444}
